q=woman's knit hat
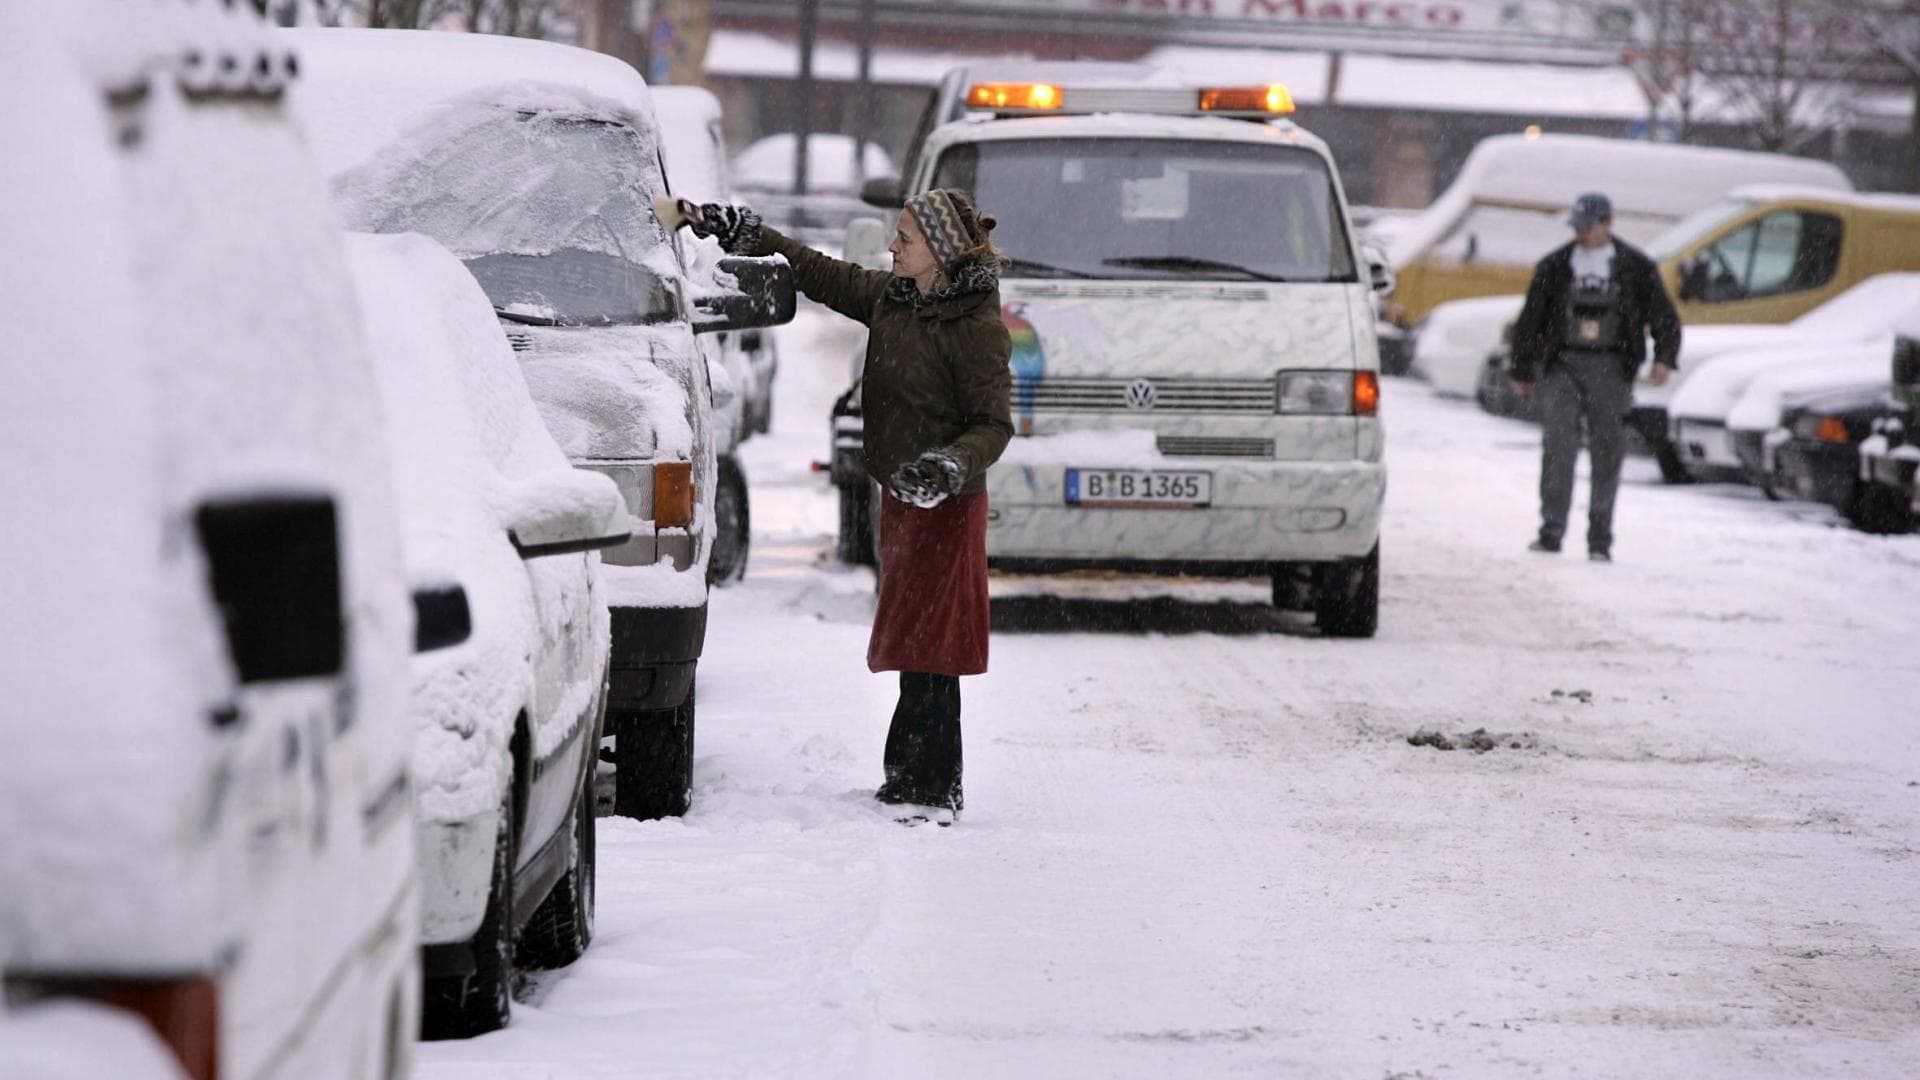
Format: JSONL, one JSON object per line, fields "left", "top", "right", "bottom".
{"left": 904, "top": 188, "right": 981, "bottom": 273}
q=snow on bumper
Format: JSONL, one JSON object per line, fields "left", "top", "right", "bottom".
{"left": 417, "top": 805, "right": 500, "bottom": 946}
{"left": 984, "top": 458, "right": 1385, "bottom": 564}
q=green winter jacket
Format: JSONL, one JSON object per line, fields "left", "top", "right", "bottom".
{"left": 749, "top": 225, "right": 1013, "bottom": 494}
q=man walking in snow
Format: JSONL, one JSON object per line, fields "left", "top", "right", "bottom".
{"left": 1509, "top": 192, "right": 1681, "bottom": 562}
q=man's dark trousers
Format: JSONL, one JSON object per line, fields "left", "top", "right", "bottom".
{"left": 1538, "top": 351, "right": 1633, "bottom": 554}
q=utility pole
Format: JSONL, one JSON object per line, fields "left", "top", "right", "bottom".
{"left": 796, "top": 0, "right": 817, "bottom": 201}
{"left": 854, "top": 0, "right": 875, "bottom": 186}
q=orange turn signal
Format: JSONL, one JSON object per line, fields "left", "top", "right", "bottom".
{"left": 654, "top": 461, "right": 694, "bottom": 529}
{"left": 1815, "top": 416, "right": 1849, "bottom": 444}
{"left": 966, "top": 82, "right": 1063, "bottom": 110}
{"left": 1353, "top": 371, "right": 1380, "bottom": 416}
{"left": 1197, "top": 84, "right": 1295, "bottom": 114}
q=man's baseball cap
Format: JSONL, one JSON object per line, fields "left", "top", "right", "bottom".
{"left": 1568, "top": 192, "right": 1613, "bottom": 228}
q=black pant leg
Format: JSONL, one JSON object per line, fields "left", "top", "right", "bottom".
{"left": 883, "top": 672, "right": 964, "bottom": 811}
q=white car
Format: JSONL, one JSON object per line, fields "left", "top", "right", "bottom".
{"left": 1408, "top": 293, "right": 1531, "bottom": 401}
{"left": 1668, "top": 338, "right": 1896, "bottom": 484}
{"left": 2, "top": 7, "right": 418, "bottom": 1078}
{"left": 288, "top": 28, "right": 794, "bottom": 821}
{"left": 344, "top": 232, "right": 629, "bottom": 1037}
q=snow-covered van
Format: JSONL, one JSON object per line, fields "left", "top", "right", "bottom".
{"left": 1383, "top": 134, "right": 1850, "bottom": 331}
{"left": 1, "top": 7, "right": 418, "bottom": 1079}
{"left": 287, "top": 29, "right": 795, "bottom": 820}
{"left": 845, "top": 66, "right": 1390, "bottom": 635}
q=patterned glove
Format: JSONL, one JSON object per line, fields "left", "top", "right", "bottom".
{"left": 888, "top": 450, "right": 964, "bottom": 509}
{"left": 654, "top": 196, "right": 761, "bottom": 252}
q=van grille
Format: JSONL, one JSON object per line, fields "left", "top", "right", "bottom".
{"left": 1156, "top": 436, "right": 1276, "bottom": 458}
{"left": 1014, "top": 376, "right": 1275, "bottom": 415}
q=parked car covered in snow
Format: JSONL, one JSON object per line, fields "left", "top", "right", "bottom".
{"left": 654, "top": 84, "right": 776, "bottom": 583}
{"left": 344, "top": 233, "right": 629, "bottom": 1037}
{"left": 733, "top": 131, "right": 897, "bottom": 240}
{"left": 287, "top": 28, "right": 795, "bottom": 821}
{"left": 1769, "top": 385, "right": 1901, "bottom": 519}
{"left": 1663, "top": 275, "right": 1920, "bottom": 483}
{"left": 1848, "top": 318, "right": 1920, "bottom": 534}
{"left": 1668, "top": 338, "right": 1898, "bottom": 485}
{"left": 1, "top": 7, "right": 418, "bottom": 1078}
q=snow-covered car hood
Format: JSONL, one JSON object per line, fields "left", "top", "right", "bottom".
{"left": 1727, "top": 344, "right": 1897, "bottom": 432}
{"left": 1670, "top": 338, "right": 1894, "bottom": 424}
{"left": 513, "top": 323, "right": 699, "bottom": 461}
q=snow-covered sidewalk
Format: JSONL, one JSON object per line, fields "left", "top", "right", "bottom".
{"left": 419, "top": 306, "right": 1920, "bottom": 1079}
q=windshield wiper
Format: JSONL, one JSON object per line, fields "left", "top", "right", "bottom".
{"left": 999, "top": 255, "right": 1103, "bottom": 279}
{"left": 1101, "top": 255, "right": 1291, "bottom": 282}
{"left": 493, "top": 306, "right": 559, "bottom": 327}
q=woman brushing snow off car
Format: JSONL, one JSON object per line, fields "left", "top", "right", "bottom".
{"left": 664, "top": 190, "right": 1012, "bottom": 826}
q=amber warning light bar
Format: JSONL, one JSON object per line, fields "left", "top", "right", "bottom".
{"left": 965, "top": 81, "right": 1294, "bottom": 118}
{"left": 1198, "top": 84, "right": 1296, "bottom": 115}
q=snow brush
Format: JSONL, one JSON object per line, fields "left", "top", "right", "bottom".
{"left": 653, "top": 194, "right": 700, "bottom": 232}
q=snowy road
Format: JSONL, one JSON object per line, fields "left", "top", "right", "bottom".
{"left": 420, "top": 306, "right": 1920, "bottom": 1079}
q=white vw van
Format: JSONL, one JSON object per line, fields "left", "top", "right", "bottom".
{"left": 845, "top": 69, "right": 1389, "bottom": 636}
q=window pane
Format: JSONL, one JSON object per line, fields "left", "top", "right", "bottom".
{"left": 1748, "top": 212, "right": 1804, "bottom": 295}
{"left": 1700, "top": 222, "right": 1759, "bottom": 300}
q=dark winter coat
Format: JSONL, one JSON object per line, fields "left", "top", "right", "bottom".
{"left": 1510, "top": 238, "right": 1682, "bottom": 384}
{"left": 747, "top": 226, "right": 1014, "bottom": 492}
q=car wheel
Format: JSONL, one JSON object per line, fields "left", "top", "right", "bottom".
{"left": 1848, "top": 480, "right": 1916, "bottom": 535}
{"left": 421, "top": 785, "right": 514, "bottom": 1039}
{"left": 517, "top": 779, "right": 595, "bottom": 970}
{"left": 1650, "top": 435, "right": 1693, "bottom": 484}
{"left": 1269, "top": 564, "right": 1312, "bottom": 611}
{"left": 835, "top": 481, "right": 876, "bottom": 566}
{"left": 612, "top": 681, "right": 696, "bottom": 820}
{"left": 1314, "top": 544, "right": 1380, "bottom": 639}
{"left": 708, "top": 456, "right": 750, "bottom": 586}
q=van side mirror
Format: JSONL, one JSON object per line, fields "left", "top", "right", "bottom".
{"left": 1678, "top": 256, "right": 1706, "bottom": 302}
{"left": 844, "top": 216, "right": 891, "bottom": 272}
{"left": 860, "top": 176, "right": 903, "bottom": 208}
{"left": 412, "top": 585, "right": 472, "bottom": 652}
{"left": 502, "top": 468, "right": 633, "bottom": 558}
{"left": 693, "top": 256, "right": 798, "bottom": 334}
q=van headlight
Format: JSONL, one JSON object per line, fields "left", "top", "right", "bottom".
{"left": 1277, "top": 370, "right": 1375, "bottom": 415}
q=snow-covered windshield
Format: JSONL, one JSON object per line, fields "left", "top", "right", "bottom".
{"left": 1644, "top": 197, "right": 1757, "bottom": 261}
{"left": 932, "top": 138, "right": 1356, "bottom": 283}
{"left": 332, "top": 106, "right": 674, "bottom": 326}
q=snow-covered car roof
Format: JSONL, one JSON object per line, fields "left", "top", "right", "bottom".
{"left": 1790, "top": 273, "right": 1920, "bottom": 337}
{"left": 925, "top": 111, "right": 1339, "bottom": 163}
{"left": 1386, "top": 134, "right": 1852, "bottom": 268}
{"left": 1726, "top": 342, "right": 1898, "bottom": 432}
{"left": 282, "top": 28, "right": 656, "bottom": 175}
{"left": 1720, "top": 185, "right": 1920, "bottom": 213}
{"left": 1672, "top": 338, "right": 1895, "bottom": 424}
{"left": 733, "top": 132, "right": 895, "bottom": 195}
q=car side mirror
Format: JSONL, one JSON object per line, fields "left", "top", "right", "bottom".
{"left": 412, "top": 585, "right": 472, "bottom": 652}
{"left": 860, "top": 175, "right": 903, "bottom": 208}
{"left": 693, "top": 256, "right": 798, "bottom": 335}
{"left": 501, "top": 468, "right": 632, "bottom": 558}
{"left": 844, "top": 216, "right": 891, "bottom": 272}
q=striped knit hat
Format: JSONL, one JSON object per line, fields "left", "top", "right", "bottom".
{"left": 904, "top": 188, "right": 979, "bottom": 274}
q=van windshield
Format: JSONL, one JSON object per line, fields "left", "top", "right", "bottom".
{"left": 333, "top": 107, "right": 676, "bottom": 326}
{"left": 1644, "top": 197, "right": 1757, "bottom": 261}
{"left": 931, "top": 137, "right": 1357, "bottom": 283}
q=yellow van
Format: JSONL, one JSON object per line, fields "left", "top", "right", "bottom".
{"left": 1646, "top": 187, "right": 1920, "bottom": 325}
{"left": 1383, "top": 134, "right": 1851, "bottom": 330}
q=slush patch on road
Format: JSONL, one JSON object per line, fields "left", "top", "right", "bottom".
{"left": 1407, "top": 727, "right": 1539, "bottom": 753}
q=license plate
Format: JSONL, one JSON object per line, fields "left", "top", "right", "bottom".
{"left": 1065, "top": 468, "right": 1211, "bottom": 507}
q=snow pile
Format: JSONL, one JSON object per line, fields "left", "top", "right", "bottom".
{"left": 0, "top": 1000, "right": 186, "bottom": 1080}
{"left": 733, "top": 133, "right": 895, "bottom": 196}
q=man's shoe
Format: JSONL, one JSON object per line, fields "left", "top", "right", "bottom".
{"left": 1588, "top": 549, "right": 1612, "bottom": 563}
{"left": 893, "top": 804, "right": 956, "bottom": 828}
{"left": 1528, "top": 537, "right": 1561, "bottom": 554}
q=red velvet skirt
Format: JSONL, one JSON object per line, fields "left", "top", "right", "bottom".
{"left": 867, "top": 490, "right": 991, "bottom": 676}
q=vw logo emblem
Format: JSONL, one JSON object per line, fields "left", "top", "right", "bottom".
{"left": 1124, "top": 378, "right": 1158, "bottom": 410}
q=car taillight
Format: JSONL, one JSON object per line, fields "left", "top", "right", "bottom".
{"left": 1816, "top": 416, "right": 1849, "bottom": 444}
{"left": 6, "top": 974, "right": 218, "bottom": 1079}
{"left": 1353, "top": 371, "right": 1380, "bottom": 416}
{"left": 653, "top": 461, "right": 694, "bottom": 528}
